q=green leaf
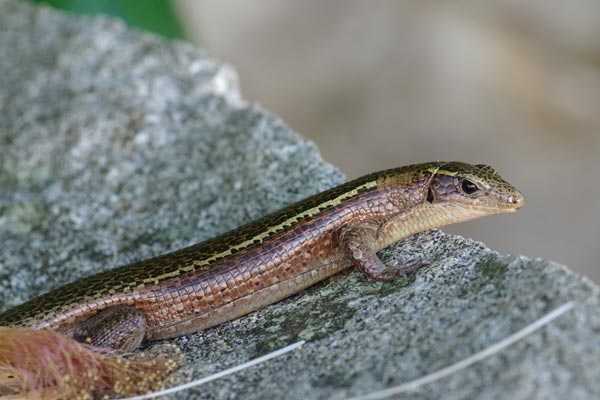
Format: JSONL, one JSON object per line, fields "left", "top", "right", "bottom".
{"left": 29, "top": 0, "right": 185, "bottom": 39}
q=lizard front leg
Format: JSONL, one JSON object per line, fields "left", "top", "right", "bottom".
{"left": 340, "top": 224, "right": 426, "bottom": 281}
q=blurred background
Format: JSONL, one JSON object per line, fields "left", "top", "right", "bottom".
{"left": 31, "top": 0, "right": 600, "bottom": 282}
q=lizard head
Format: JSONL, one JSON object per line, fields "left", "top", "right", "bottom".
{"left": 425, "top": 162, "right": 524, "bottom": 218}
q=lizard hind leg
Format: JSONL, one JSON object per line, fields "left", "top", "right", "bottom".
{"left": 72, "top": 306, "right": 146, "bottom": 352}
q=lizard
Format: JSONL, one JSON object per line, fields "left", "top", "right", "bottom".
{"left": 0, "top": 161, "right": 524, "bottom": 352}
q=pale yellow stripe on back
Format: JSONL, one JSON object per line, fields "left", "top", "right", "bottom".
{"left": 140, "top": 180, "right": 378, "bottom": 284}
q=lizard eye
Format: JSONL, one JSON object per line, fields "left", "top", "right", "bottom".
{"left": 461, "top": 179, "right": 479, "bottom": 194}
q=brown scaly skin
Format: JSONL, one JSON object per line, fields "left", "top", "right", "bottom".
{"left": 0, "top": 162, "right": 524, "bottom": 350}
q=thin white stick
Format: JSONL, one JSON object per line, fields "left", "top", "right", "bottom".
{"left": 114, "top": 340, "right": 305, "bottom": 400}
{"left": 348, "top": 301, "right": 575, "bottom": 400}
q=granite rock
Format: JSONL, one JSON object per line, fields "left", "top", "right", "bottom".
{"left": 1, "top": 1, "right": 599, "bottom": 399}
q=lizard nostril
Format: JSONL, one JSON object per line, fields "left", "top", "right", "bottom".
{"left": 509, "top": 194, "right": 525, "bottom": 206}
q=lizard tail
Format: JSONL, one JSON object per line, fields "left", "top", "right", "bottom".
{"left": 0, "top": 326, "right": 181, "bottom": 399}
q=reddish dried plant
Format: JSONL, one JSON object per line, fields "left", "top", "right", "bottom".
{"left": 0, "top": 327, "right": 181, "bottom": 400}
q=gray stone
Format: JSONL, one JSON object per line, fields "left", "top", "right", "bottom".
{"left": 0, "top": 1, "right": 599, "bottom": 399}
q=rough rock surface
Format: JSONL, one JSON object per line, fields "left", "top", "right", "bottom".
{"left": 1, "top": 1, "right": 599, "bottom": 399}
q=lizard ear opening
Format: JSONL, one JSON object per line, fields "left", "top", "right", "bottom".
{"left": 426, "top": 187, "right": 434, "bottom": 203}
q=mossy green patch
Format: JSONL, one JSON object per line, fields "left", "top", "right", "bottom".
{"left": 249, "top": 277, "right": 359, "bottom": 357}
{"left": 373, "top": 272, "right": 418, "bottom": 297}
{"left": 459, "top": 255, "right": 509, "bottom": 298}
{"left": 2, "top": 155, "right": 56, "bottom": 188}
{"left": 478, "top": 255, "right": 509, "bottom": 283}
{"left": 249, "top": 269, "right": 418, "bottom": 358}
{"left": 312, "top": 368, "right": 357, "bottom": 389}
{"left": 3, "top": 200, "right": 47, "bottom": 235}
